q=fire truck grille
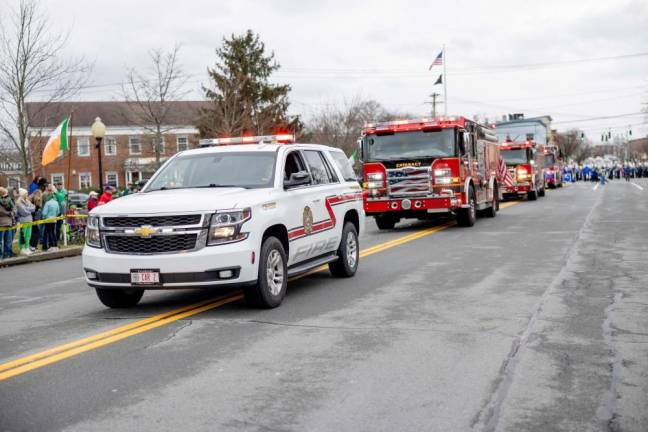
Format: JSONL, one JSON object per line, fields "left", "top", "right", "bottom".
{"left": 105, "top": 234, "right": 198, "bottom": 254}
{"left": 103, "top": 214, "right": 202, "bottom": 227}
{"left": 387, "top": 167, "right": 431, "bottom": 196}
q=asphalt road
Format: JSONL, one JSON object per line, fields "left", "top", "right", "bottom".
{"left": 1, "top": 179, "right": 647, "bottom": 432}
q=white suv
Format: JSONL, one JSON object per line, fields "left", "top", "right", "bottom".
{"left": 82, "top": 135, "right": 364, "bottom": 309}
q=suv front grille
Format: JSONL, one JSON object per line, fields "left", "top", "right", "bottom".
{"left": 105, "top": 234, "right": 198, "bottom": 254}
{"left": 103, "top": 214, "right": 202, "bottom": 228}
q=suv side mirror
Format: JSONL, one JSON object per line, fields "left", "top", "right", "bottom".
{"left": 284, "top": 171, "right": 311, "bottom": 189}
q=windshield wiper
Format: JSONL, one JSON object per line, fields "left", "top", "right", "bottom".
{"left": 195, "top": 184, "right": 249, "bottom": 189}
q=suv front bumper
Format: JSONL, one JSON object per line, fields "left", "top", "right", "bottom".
{"left": 82, "top": 240, "right": 258, "bottom": 289}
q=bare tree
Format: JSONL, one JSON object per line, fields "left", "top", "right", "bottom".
{"left": 555, "top": 129, "right": 591, "bottom": 163}
{"left": 0, "top": 0, "right": 90, "bottom": 184}
{"left": 304, "top": 96, "right": 408, "bottom": 156}
{"left": 122, "top": 45, "right": 189, "bottom": 168}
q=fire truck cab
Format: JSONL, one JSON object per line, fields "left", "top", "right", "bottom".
{"left": 543, "top": 145, "right": 564, "bottom": 189}
{"left": 360, "top": 116, "right": 501, "bottom": 229}
{"left": 499, "top": 140, "right": 546, "bottom": 200}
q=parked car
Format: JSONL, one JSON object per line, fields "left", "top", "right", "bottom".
{"left": 68, "top": 192, "right": 89, "bottom": 208}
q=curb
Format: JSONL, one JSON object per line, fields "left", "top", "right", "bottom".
{"left": 0, "top": 247, "right": 83, "bottom": 268}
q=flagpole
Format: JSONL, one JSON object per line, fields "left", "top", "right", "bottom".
{"left": 66, "top": 111, "right": 74, "bottom": 191}
{"left": 443, "top": 44, "right": 448, "bottom": 116}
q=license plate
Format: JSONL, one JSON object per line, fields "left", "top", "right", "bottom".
{"left": 131, "top": 270, "right": 160, "bottom": 285}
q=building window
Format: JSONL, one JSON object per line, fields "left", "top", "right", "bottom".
{"left": 526, "top": 133, "right": 534, "bottom": 141}
{"left": 51, "top": 173, "right": 65, "bottom": 188}
{"left": 79, "top": 172, "right": 92, "bottom": 190}
{"left": 104, "top": 137, "right": 117, "bottom": 156}
{"left": 8, "top": 176, "right": 21, "bottom": 189}
{"left": 105, "top": 171, "right": 119, "bottom": 188}
{"left": 126, "top": 171, "right": 142, "bottom": 187}
{"left": 177, "top": 135, "right": 188, "bottom": 152}
{"left": 129, "top": 137, "right": 141, "bottom": 155}
{"left": 153, "top": 136, "right": 165, "bottom": 155}
{"left": 77, "top": 137, "right": 90, "bottom": 157}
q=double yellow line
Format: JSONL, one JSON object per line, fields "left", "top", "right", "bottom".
{"left": 0, "top": 202, "right": 519, "bottom": 381}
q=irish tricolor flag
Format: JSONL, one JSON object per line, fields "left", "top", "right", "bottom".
{"left": 41, "top": 117, "right": 70, "bottom": 166}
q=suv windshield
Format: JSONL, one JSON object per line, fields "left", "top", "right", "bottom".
{"left": 145, "top": 151, "right": 276, "bottom": 191}
{"left": 501, "top": 148, "right": 529, "bottom": 165}
{"left": 363, "top": 129, "right": 455, "bottom": 161}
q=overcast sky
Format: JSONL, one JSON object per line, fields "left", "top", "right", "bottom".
{"left": 3, "top": 0, "right": 648, "bottom": 142}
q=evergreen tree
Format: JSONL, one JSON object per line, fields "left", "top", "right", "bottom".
{"left": 197, "top": 30, "right": 302, "bottom": 138}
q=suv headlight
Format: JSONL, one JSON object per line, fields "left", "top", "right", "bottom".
{"left": 208, "top": 208, "right": 251, "bottom": 245}
{"left": 86, "top": 216, "right": 102, "bottom": 248}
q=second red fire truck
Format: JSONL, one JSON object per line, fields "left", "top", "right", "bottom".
{"left": 499, "top": 139, "right": 546, "bottom": 200}
{"left": 360, "top": 116, "right": 501, "bottom": 229}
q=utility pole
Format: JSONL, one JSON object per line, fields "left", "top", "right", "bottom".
{"left": 426, "top": 92, "right": 442, "bottom": 117}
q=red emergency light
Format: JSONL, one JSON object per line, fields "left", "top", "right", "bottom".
{"left": 199, "top": 134, "right": 295, "bottom": 147}
{"left": 362, "top": 116, "right": 467, "bottom": 135}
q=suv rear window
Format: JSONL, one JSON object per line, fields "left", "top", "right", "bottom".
{"left": 329, "top": 151, "right": 357, "bottom": 182}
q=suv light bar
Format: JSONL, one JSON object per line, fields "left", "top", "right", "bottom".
{"left": 199, "top": 134, "right": 295, "bottom": 147}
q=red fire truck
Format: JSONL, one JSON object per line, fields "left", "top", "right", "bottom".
{"left": 360, "top": 116, "right": 501, "bottom": 229}
{"left": 543, "top": 145, "right": 564, "bottom": 188}
{"left": 499, "top": 140, "right": 546, "bottom": 200}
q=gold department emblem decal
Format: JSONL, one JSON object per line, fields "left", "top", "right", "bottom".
{"left": 303, "top": 206, "right": 314, "bottom": 234}
{"left": 133, "top": 225, "right": 158, "bottom": 238}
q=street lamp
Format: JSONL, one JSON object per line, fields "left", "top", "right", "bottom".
{"left": 91, "top": 117, "right": 106, "bottom": 191}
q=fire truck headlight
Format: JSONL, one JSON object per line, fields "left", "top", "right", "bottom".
{"left": 367, "top": 172, "right": 384, "bottom": 182}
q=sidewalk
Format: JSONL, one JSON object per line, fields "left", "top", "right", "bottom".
{"left": 0, "top": 246, "right": 83, "bottom": 268}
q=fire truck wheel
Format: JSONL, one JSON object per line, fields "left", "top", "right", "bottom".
{"left": 244, "top": 236, "right": 287, "bottom": 308}
{"left": 485, "top": 189, "right": 498, "bottom": 218}
{"left": 95, "top": 288, "right": 144, "bottom": 308}
{"left": 375, "top": 215, "right": 397, "bottom": 230}
{"left": 538, "top": 187, "right": 546, "bottom": 197}
{"left": 528, "top": 189, "right": 538, "bottom": 201}
{"left": 457, "top": 186, "right": 477, "bottom": 227}
{"left": 329, "top": 222, "right": 359, "bottom": 278}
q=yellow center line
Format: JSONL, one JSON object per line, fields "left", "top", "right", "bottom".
{"left": 0, "top": 201, "right": 520, "bottom": 381}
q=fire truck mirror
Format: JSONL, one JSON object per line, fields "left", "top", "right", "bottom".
{"left": 458, "top": 132, "right": 466, "bottom": 155}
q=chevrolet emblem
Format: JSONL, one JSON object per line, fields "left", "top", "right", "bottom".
{"left": 133, "top": 225, "right": 158, "bottom": 238}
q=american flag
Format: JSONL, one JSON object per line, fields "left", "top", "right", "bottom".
{"left": 497, "top": 158, "right": 514, "bottom": 187}
{"left": 428, "top": 51, "right": 443, "bottom": 70}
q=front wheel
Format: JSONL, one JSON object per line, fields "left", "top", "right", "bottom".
{"left": 457, "top": 186, "right": 477, "bottom": 227}
{"left": 375, "top": 215, "right": 397, "bottom": 230}
{"left": 538, "top": 187, "right": 546, "bottom": 197}
{"left": 244, "top": 236, "right": 287, "bottom": 308}
{"left": 329, "top": 222, "right": 359, "bottom": 277}
{"left": 95, "top": 288, "right": 144, "bottom": 308}
{"left": 484, "top": 187, "right": 498, "bottom": 218}
{"left": 528, "top": 189, "right": 538, "bottom": 201}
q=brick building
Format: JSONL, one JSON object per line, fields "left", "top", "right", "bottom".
{"left": 27, "top": 101, "right": 208, "bottom": 191}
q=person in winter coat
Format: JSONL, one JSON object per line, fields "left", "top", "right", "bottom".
{"left": 41, "top": 187, "right": 60, "bottom": 251}
{"left": 16, "top": 188, "right": 36, "bottom": 255}
{"left": 87, "top": 191, "right": 99, "bottom": 211}
{"left": 98, "top": 185, "right": 114, "bottom": 205}
{"left": 28, "top": 176, "right": 41, "bottom": 195}
{"left": 29, "top": 189, "right": 43, "bottom": 251}
{"left": 0, "top": 186, "right": 17, "bottom": 259}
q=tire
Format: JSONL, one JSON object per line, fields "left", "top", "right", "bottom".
{"left": 538, "top": 187, "right": 546, "bottom": 197}
{"left": 528, "top": 189, "right": 538, "bottom": 201}
{"left": 244, "top": 236, "right": 287, "bottom": 308}
{"left": 375, "top": 215, "right": 397, "bottom": 230}
{"left": 329, "top": 222, "right": 359, "bottom": 278}
{"left": 95, "top": 288, "right": 144, "bottom": 308}
{"left": 457, "top": 185, "right": 477, "bottom": 227}
{"left": 485, "top": 186, "right": 498, "bottom": 218}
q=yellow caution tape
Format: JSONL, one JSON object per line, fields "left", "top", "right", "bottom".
{"left": 0, "top": 214, "right": 88, "bottom": 232}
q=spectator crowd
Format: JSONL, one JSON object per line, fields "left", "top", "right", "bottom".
{"left": 0, "top": 177, "right": 136, "bottom": 260}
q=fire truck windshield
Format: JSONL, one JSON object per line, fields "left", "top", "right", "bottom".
{"left": 545, "top": 154, "right": 555, "bottom": 165}
{"left": 363, "top": 129, "right": 455, "bottom": 161}
{"left": 501, "top": 148, "right": 529, "bottom": 165}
